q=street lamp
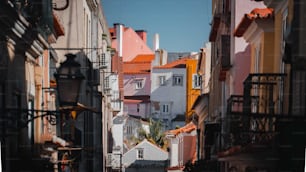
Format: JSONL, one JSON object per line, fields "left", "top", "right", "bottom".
{"left": 1, "top": 53, "right": 87, "bottom": 127}
{"left": 54, "top": 53, "right": 85, "bottom": 108}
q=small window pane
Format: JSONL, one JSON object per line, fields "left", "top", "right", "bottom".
{"left": 173, "top": 75, "right": 183, "bottom": 86}
{"left": 137, "top": 149, "right": 144, "bottom": 159}
{"left": 159, "top": 76, "right": 166, "bottom": 86}
{"left": 135, "top": 79, "right": 143, "bottom": 89}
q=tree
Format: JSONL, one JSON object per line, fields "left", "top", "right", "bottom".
{"left": 138, "top": 118, "right": 167, "bottom": 149}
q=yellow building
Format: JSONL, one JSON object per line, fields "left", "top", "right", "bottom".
{"left": 185, "top": 55, "right": 201, "bottom": 123}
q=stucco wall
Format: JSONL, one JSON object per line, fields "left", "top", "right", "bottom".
{"left": 122, "top": 140, "right": 168, "bottom": 168}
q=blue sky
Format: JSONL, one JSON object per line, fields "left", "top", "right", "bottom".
{"left": 101, "top": 0, "right": 212, "bottom": 52}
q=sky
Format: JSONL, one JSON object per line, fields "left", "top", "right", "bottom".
{"left": 101, "top": 0, "right": 212, "bottom": 53}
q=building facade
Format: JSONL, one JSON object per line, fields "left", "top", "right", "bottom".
{"left": 194, "top": 0, "right": 306, "bottom": 171}
{"left": 166, "top": 122, "right": 197, "bottom": 171}
{"left": 0, "top": 0, "right": 118, "bottom": 171}
{"left": 123, "top": 54, "right": 155, "bottom": 118}
{"left": 122, "top": 139, "right": 168, "bottom": 172}
{"left": 0, "top": 0, "right": 65, "bottom": 171}
{"left": 151, "top": 58, "right": 188, "bottom": 130}
{"left": 110, "top": 23, "right": 153, "bottom": 62}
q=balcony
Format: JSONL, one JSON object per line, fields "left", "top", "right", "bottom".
{"left": 224, "top": 73, "right": 288, "bottom": 147}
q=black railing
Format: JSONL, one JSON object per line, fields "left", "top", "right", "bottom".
{"left": 243, "top": 73, "right": 287, "bottom": 115}
{"left": 224, "top": 73, "right": 287, "bottom": 147}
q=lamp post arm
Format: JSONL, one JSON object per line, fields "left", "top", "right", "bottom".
{"left": 25, "top": 111, "right": 58, "bottom": 125}
{"left": 2, "top": 108, "right": 60, "bottom": 126}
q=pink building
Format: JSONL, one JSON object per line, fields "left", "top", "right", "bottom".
{"left": 110, "top": 23, "right": 153, "bottom": 62}
{"left": 123, "top": 54, "right": 155, "bottom": 118}
{"left": 166, "top": 122, "right": 197, "bottom": 171}
{"left": 231, "top": 1, "right": 266, "bottom": 95}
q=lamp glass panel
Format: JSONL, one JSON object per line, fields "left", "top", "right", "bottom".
{"left": 57, "top": 77, "right": 82, "bottom": 106}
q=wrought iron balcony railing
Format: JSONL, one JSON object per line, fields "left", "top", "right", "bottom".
{"left": 224, "top": 73, "right": 287, "bottom": 147}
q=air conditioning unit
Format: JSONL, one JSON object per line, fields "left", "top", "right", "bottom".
{"left": 106, "top": 153, "right": 112, "bottom": 167}
{"left": 99, "top": 53, "right": 107, "bottom": 69}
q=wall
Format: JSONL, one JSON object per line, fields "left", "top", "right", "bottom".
{"left": 151, "top": 68, "right": 186, "bottom": 129}
{"left": 122, "top": 140, "right": 168, "bottom": 168}
{"left": 111, "top": 26, "right": 153, "bottom": 62}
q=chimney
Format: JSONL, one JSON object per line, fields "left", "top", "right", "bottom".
{"left": 153, "top": 33, "right": 159, "bottom": 51}
{"left": 136, "top": 30, "right": 147, "bottom": 43}
{"left": 114, "top": 23, "right": 124, "bottom": 57}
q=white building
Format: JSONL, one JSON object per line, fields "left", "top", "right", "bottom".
{"left": 151, "top": 57, "right": 188, "bottom": 130}
{"left": 122, "top": 139, "right": 168, "bottom": 172}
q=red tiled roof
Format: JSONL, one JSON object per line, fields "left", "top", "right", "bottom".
{"left": 154, "top": 57, "right": 190, "bottom": 69}
{"left": 123, "top": 54, "right": 154, "bottom": 74}
{"left": 168, "top": 122, "right": 197, "bottom": 136}
{"left": 234, "top": 8, "right": 274, "bottom": 37}
{"left": 109, "top": 28, "right": 115, "bottom": 34}
{"left": 131, "top": 54, "right": 155, "bottom": 62}
{"left": 123, "top": 99, "right": 142, "bottom": 103}
{"left": 123, "top": 61, "right": 151, "bottom": 74}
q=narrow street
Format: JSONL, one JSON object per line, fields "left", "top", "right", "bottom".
{"left": 0, "top": 0, "right": 306, "bottom": 172}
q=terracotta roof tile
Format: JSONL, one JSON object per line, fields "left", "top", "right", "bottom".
{"left": 168, "top": 122, "right": 196, "bottom": 136}
{"left": 131, "top": 54, "right": 155, "bottom": 62}
{"left": 123, "top": 61, "right": 151, "bottom": 74}
{"left": 123, "top": 99, "right": 142, "bottom": 103}
{"left": 154, "top": 57, "right": 190, "bottom": 69}
{"left": 234, "top": 8, "right": 274, "bottom": 37}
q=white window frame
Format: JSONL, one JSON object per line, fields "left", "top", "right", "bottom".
{"left": 192, "top": 74, "right": 201, "bottom": 89}
{"left": 254, "top": 43, "right": 261, "bottom": 74}
{"left": 105, "top": 76, "right": 110, "bottom": 89}
{"left": 173, "top": 75, "right": 183, "bottom": 86}
{"left": 162, "top": 104, "right": 170, "bottom": 114}
{"left": 135, "top": 79, "right": 143, "bottom": 89}
{"left": 136, "top": 148, "right": 144, "bottom": 160}
{"left": 159, "top": 75, "right": 166, "bottom": 86}
{"left": 99, "top": 53, "right": 106, "bottom": 67}
{"left": 127, "top": 125, "right": 133, "bottom": 135}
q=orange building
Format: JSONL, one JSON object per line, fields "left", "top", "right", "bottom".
{"left": 185, "top": 55, "right": 201, "bottom": 123}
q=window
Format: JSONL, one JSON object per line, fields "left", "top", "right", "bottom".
{"left": 173, "top": 75, "right": 183, "bottom": 86}
{"left": 104, "top": 76, "right": 110, "bottom": 89}
{"left": 99, "top": 53, "right": 106, "bottom": 67}
{"left": 127, "top": 125, "right": 133, "bottom": 135}
{"left": 135, "top": 79, "right": 143, "bottom": 89}
{"left": 192, "top": 74, "right": 201, "bottom": 89}
{"left": 281, "top": 8, "right": 288, "bottom": 55}
{"left": 254, "top": 43, "right": 261, "bottom": 73}
{"left": 162, "top": 104, "right": 170, "bottom": 113}
{"left": 252, "top": 44, "right": 261, "bottom": 113}
{"left": 137, "top": 148, "right": 144, "bottom": 159}
{"left": 159, "top": 76, "right": 166, "bottom": 86}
